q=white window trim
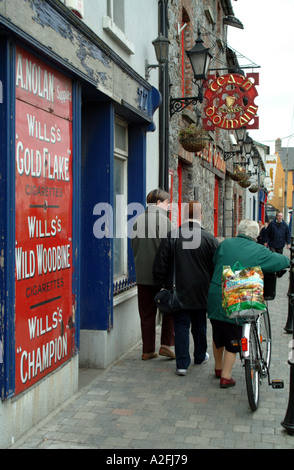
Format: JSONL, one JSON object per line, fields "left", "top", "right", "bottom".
{"left": 102, "top": 16, "right": 135, "bottom": 55}
{"left": 115, "top": 117, "right": 128, "bottom": 156}
{"left": 113, "top": 117, "right": 128, "bottom": 281}
{"left": 113, "top": 286, "right": 137, "bottom": 306}
{"left": 113, "top": 154, "right": 128, "bottom": 280}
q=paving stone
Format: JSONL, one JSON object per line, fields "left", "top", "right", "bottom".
{"left": 12, "top": 266, "right": 294, "bottom": 450}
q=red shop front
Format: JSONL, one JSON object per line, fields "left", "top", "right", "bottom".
{"left": 13, "top": 46, "right": 77, "bottom": 396}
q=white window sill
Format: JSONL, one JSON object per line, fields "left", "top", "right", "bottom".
{"left": 103, "top": 16, "right": 135, "bottom": 55}
{"left": 113, "top": 286, "right": 137, "bottom": 306}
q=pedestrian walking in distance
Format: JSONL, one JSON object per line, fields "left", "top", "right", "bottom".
{"left": 131, "top": 189, "right": 175, "bottom": 361}
{"left": 264, "top": 212, "right": 290, "bottom": 254}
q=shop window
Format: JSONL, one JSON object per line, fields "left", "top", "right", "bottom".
{"left": 115, "top": 118, "right": 128, "bottom": 154}
{"left": 113, "top": 118, "right": 128, "bottom": 279}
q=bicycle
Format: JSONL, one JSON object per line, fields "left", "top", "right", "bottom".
{"left": 235, "top": 272, "right": 285, "bottom": 411}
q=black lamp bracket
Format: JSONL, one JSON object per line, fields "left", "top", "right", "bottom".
{"left": 145, "top": 60, "right": 165, "bottom": 80}
{"left": 233, "top": 159, "right": 250, "bottom": 168}
{"left": 170, "top": 82, "right": 203, "bottom": 117}
{"left": 223, "top": 150, "right": 239, "bottom": 161}
{"left": 248, "top": 168, "right": 258, "bottom": 176}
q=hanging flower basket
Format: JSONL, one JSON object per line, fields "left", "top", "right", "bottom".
{"left": 238, "top": 179, "right": 251, "bottom": 188}
{"left": 239, "top": 173, "right": 251, "bottom": 183}
{"left": 231, "top": 165, "right": 249, "bottom": 182}
{"left": 249, "top": 185, "right": 259, "bottom": 193}
{"left": 179, "top": 125, "right": 210, "bottom": 153}
{"left": 231, "top": 171, "right": 244, "bottom": 182}
{"left": 230, "top": 172, "right": 242, "bottom": 181}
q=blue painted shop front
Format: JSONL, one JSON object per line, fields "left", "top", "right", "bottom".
{"left": 80, "top": 95, "right": 161, "bottom": 331}
{"left": 0, "top": 2, "right": 160, "bottom": 444}
{"left": 79, "top": 85, "right": 161, "bottom": 367}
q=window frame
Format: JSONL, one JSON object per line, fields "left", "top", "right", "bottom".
{"left": 107, "top": 0, "right": 125, "bottom": 32}
{"left": 103, "top": 0, "right": 135, "bottom": 55}
{"left": 113, "top": 117, "right": 128, "bottom": 282}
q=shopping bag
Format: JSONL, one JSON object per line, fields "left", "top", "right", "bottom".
{"left": 154, "top": 287, "right": 184, "bottom": 313}
{"left": 222, "top": 263, "right": 266, "bottom": 318}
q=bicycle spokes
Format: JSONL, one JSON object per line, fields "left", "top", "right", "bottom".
{"left": 241, "top": 312, "right": 284, "bottom": 411}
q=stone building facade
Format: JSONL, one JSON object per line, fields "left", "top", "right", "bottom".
{"left": 166, "top": 0, "right": 246, "bottom": 238}
{"left": 268, "top": 138, "right": 294, "bottom": 222}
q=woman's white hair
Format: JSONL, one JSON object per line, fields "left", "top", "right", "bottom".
{"left": 237, "top": 219, "right": 259, "bottom": 239}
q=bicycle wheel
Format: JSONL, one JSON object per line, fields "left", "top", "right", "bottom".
{"left": 259, "top": 308, "right": 271, "bottom": 376}
{"left": 244, "top": 323, "right": 260, "bottom": 411}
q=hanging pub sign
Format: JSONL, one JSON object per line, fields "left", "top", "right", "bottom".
{"left": 203, "top": 73, "right": 259, "bottom": 130}
{"left": 14, "top": 46, "right": 75, "bottom": 395}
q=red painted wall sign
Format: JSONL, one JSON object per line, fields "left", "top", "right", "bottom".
{"left": 196, "top": 144, "right": 226, "bottom": 174}
{"left": 15, "top": 46, "right": 74, "bottom": 395}
{"left": 203, "top": 73, "right": 259, "bottom": 130}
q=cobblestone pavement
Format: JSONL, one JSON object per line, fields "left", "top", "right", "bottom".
{"left": 12, "top": 266, "right": 294, "bottom": 450}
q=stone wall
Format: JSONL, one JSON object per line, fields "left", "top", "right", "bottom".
{"left": 167, "top": 0, "right": 246, "bottom": 237}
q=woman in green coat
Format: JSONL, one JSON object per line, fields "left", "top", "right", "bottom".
{"left": 207, "top": 219, "right": 290, "bottom": 388}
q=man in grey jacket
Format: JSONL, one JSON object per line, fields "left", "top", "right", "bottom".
{"left": 131, "top": 189, "right": 175, "bottom": 360}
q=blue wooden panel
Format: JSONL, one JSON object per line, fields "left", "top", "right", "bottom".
{"left": 72, "top": 80, "right": 82, "bottom": 351}
{"left": 80, "top": 101, "right": 114, "bottom": 331}
{"left": 127, "top": 124, "right": 147, "bottom": 283}
{"left": 0, "top": 38, "right": 16, "bottom": 399}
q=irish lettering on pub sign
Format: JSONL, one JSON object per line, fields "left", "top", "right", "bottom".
{"left": 203, "top": 73, "right": 259, "bottom": 130}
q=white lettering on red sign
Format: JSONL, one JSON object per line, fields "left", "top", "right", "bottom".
{"left": 14, "top": 46, "right": 74, "bottom": 395}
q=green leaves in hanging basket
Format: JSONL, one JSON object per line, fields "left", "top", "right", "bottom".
{"left": 248, "top": 185, "right": 259, "bottom": 193}
{"left": 230, "top": 165, "right": 249, "bottom": 182}
{"left": 238, "top": 179, "right": 251, "bottom": 188}
{"left": 179, "top": 124, "right": 210, "bottom": 152}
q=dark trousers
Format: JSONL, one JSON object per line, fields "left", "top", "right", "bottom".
{"left": 137, "top": 284, "right": 174, "bottom": 353}
{"left": 269, "top": 246, "right": 283, "bottom": 254}
{"left": 173, "top": 309, "right": 207, "bottom": 369}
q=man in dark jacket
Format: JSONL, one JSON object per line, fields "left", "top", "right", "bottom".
{"left": 265, "top": 213, "right": 290, "bottom": 253}
{"left": 153, "top": 201, "right": 219, "bottom": 376}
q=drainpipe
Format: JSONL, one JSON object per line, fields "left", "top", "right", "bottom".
{"left": 158, "top": 0, "right": 169, "bottom": 191}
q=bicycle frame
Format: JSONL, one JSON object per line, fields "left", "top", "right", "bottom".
{"left": 240, "top": 314, "right": 270, "bottom": 380}
{"left": 238, "top": 306, "right": 283, "bottom": 411}
{"left": 229, "top": 270, "right": 288, "bottom": 411}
